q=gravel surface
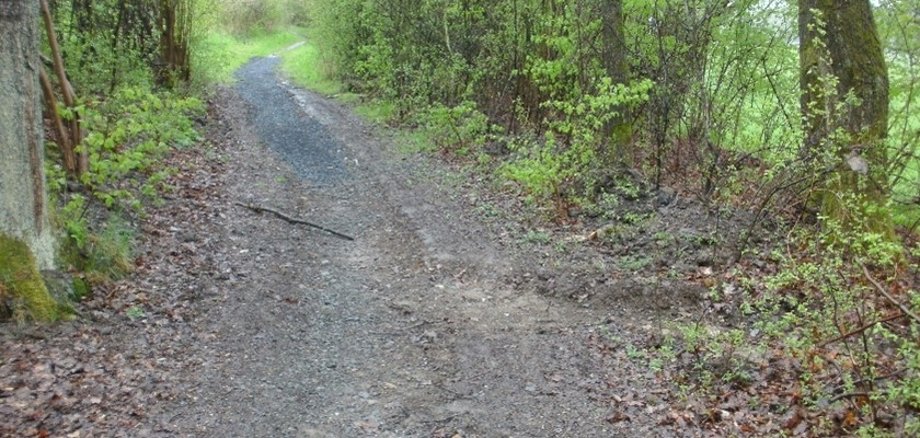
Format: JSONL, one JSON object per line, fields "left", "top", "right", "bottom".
{"left": 161, "top": 57, "right": 637, "bottom": 437}
{"left": 235, "top": 57, "right": 347, "bottom": 185}
{"left": 1, "top": 53, "right": 715, "bottom": 437}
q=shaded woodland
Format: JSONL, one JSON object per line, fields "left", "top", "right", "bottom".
{"left": 0, "top": 0, "right": 918, "bottom": 435}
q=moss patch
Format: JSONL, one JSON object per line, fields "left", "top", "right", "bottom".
{"left": 0, "top": 234, "right": 64, "bottom": 322}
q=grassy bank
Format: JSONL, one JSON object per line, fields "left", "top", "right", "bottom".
{"left": 194, "top": 30, "right": 303, "bottom": 85}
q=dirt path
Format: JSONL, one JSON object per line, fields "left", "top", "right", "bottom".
{"left": 151, "top": 57, "right": 684, "bottom": 437}
{"left": 0, "top": 55, "right": 721, "bottom": 438}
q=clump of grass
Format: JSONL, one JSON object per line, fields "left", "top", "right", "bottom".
{"left": 279, "top": 41, "right": 342, "bottom": 95}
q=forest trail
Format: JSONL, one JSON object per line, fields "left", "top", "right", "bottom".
{"left": 163, "top": 57, "right": 663, "bottom": 437}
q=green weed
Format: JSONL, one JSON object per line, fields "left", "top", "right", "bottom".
{"left": 280, "top": 41, "right": 342, "bottom": 95}
{"left": 522, "top": 230, "right": 551, "bottom": 245}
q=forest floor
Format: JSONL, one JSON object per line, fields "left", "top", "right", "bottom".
{"left": 2, "top": 56, "right": 762, "bottom": 437}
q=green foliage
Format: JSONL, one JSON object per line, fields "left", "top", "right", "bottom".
{"left": 35, "top": 0, "right": 209, "bottom": 308}
{"left": 355, "top": 101, "right": 398, "bottom": 126}
{"left": 420, "top": 101, "right": 493, "bottom": 154}
{"left": 50, "top": 86, "right": 200, "bottom": 283}
{"left": 48, "top": 0, "right": 159, "bottom": 95}
{"left": 193, "top": 30, "right": 302, "bottom": 85}
{"left": 125, "top": 305, "right": 146, "bottom": 320}
{"left": 500, "top": 134, "right": 579, "bottom": 201}
{"left": 655, "top": 204, "right": 917, "bottom": 434}
{"left": 53, "top": 193, "right": 136, "bottom": 283}
{"left": 280, "top": 41, "right": 342, "bottom": 95}
{"left": 522, "top": 230, "right": 551, "bottom": 245}
{"left": 78, "top": 86, "right": 202, "bottom": 211}
{"left": 216, "top": 0, "right": 309, "bottom": 35}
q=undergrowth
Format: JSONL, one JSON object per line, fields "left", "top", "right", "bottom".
{"left": 649, "top": 213, "right": 920, "bottom": 435}
{"left": 47, "top": 85, "right": 202, "bottom": 288}
{"left": 270, "top": 14, "right": 920, "bottom": 433}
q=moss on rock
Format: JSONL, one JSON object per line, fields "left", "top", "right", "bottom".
{"left": 0, "top": 234, "right": 63, "bottom": 322}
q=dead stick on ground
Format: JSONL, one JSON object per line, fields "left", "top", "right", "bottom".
{"left": 862, "top": 264, "right": 920, "bottom": 325}
{"left": 819, "top": 312, "right": 906, "bottom": 348}
{"left": 234, "top": 202, "right": 355, "bottom": 241}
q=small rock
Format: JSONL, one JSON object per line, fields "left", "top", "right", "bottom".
{"left": 656, "top": 187, "right": 676, "bottom": 207}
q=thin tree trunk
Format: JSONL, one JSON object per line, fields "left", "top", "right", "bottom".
{"left": 40, "top": 0, "right": 86, "bottom": 175}
{"left": 599, "top": 0, "right": 630, "bottom": 159}
{"left": 39, "top": 68, "right": 77, "bottom": 175}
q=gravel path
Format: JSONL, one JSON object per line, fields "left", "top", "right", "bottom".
{"left": 235, "top": 57, "right": 347, "bottom": 185}
{"left": 161, "top": 57, "right": 671, "bottom": 437}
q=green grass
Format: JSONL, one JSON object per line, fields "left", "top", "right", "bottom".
{"left": 279, "top": 42, "right": 342, "bottom": 95}
{"left": 277, "top": 36, "right": 406, "bottom": 128}
{"left": 194, "top": 30, "right": 302, "bottom": 85}
{"left": 395, "top": 130, "right": 437, "bottom": 154}
{"left": 354, "top": 100, "right": 397, "bottom": 124}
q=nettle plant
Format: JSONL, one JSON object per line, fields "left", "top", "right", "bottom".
{"left": 76, "top": 86, "right": 203, "bottom": 210}
{"left": 48, "top": 86, "right": 202, "bottom": 281}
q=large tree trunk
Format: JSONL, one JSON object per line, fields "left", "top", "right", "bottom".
{"left": 799, "top": 0, "right": 891, "bottom": 229}
{"left": 0, "top": 0, "right": 56, "bottom": 269}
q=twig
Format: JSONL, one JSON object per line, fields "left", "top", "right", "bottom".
{"left": 234, "top": 202, "right": 355, "bottom": 241}
{"left": 819, "top": 312, "right": 906, "bottom": 348}
{"left": 862, "top": 264, "right": 920, "bottom": 325}
{"left": 830, "top": 391, "right": 871, "bottom": 404}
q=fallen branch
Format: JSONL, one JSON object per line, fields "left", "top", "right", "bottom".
{"left": 862, "top": 264, "right": 920, "bottom": 325}
{"left": 234, "top": 202, "right": 355, "bottom": 241}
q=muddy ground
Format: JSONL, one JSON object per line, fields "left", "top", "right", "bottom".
{"left": 2, "top": 56, "right": 739, "bottom": 437}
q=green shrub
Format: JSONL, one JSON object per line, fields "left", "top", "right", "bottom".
{"left": 420, "top": 101, "right": 493, "bottom": 154}
{"left": 78, "top": 86, "right": 202, "bottom": 211}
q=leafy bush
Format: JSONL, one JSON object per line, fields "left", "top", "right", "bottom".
{"left": 420, "top": 101, "right": 493, "bottom": 154}
{"left": 77, "top": 86, "right": 202, "bottom": 211}
{"left": 47, "top": 85, "right": 201, "bottom": 285}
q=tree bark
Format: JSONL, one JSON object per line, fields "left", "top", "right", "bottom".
{"left": 0, "top": 0, "right": 56, "bottom": 269}
{"left": 599, "top": 0, "right": 627, "bottom": 85}
{"left": 598, "top": 0, "right": 631, "bottom": 159}
{"left": 799, "top": 0, "right": 891, "bottom": 228}
{"left": 157, "top": 0, "right": 191, "bottom": 87}
{"left": 41, "top": 0, "right": 86, "bottom": 175}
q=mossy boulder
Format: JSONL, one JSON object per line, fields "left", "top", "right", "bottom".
{"left": 0, "top": 234, "right": 66, "bottom": 322}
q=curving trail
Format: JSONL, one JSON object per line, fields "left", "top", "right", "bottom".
{"left": 164, "top": 56, "right": 667, "bottom": 437}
